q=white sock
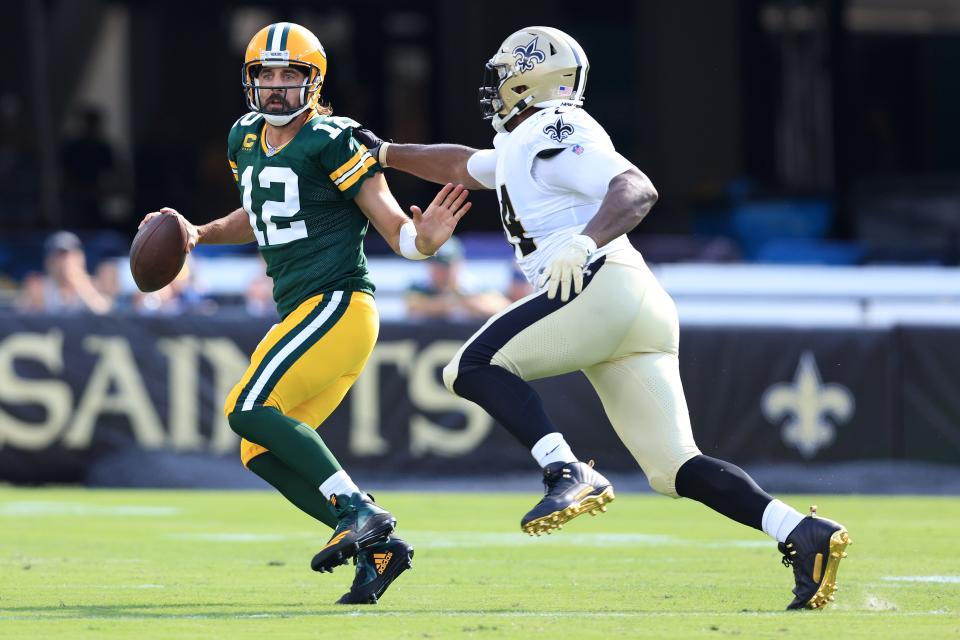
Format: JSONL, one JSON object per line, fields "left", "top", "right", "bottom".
{"left": 319, "top": 470, "right": 361, "bottom": 499}
{"left": 761, "top": 499, "right": 806, "bottom": 543}
{"left": 531, "top": 432, "right": 578, "bottom": 468}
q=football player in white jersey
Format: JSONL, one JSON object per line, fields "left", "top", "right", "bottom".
{"left": 355, "top": 26, "right": 850, "bottom": 610}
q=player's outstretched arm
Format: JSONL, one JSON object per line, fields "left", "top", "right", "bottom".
{"left": 383, "top": 144, "right": 490, "bottom": 190}
{"left": 138, "top": 207, "right": 255, "bottom": 252}
{"left": 353, "top": 127, "right": 488, "bottom": 189}
{"left": 354, "top": 173, "right": 471, "bottom": 258}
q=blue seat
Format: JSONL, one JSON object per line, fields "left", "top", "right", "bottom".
{"left": 190, "top": 242, "right": 258, "bottom": 258}
{"left": 5, "top": 234, "right": 47, "bottom": 279}
{"left": 755, "top": 238, "right": 865, "bottom": 265}
{"left": 460, "top": 232, "right": 516, "bottom": 260}
{"left": 731, "top": 199, "right": 833, "bottom": 260}
{"left": 80, "top": 230, "right": 131, "bottom": 265}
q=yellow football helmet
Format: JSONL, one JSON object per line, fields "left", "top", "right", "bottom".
{"left": 242, "top": 22, "right": 327, "bottom": 126}
{"left": 479, "top": 26, "right": 589, "bottom": 132}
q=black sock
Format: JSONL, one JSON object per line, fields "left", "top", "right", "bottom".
{"left": 452, "top": 364, "right": 555, "bottom": 450}
{"left": 674, "top": 454, "right": 773, "bottom": 531}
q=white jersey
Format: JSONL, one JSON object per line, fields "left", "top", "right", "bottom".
{"left": 467, "top": 106, "right": 640, "bottom": 286}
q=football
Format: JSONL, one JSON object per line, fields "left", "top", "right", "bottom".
{"left": 129, "top": 213, "right": 188, "bottom": 292}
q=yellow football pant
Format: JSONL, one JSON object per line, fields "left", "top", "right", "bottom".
{"left": 223, "top": 291, "right": 378, "bottom": 467}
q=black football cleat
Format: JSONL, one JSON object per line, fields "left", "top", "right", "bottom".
{"left": 779, "top": 505, "right": 852, "bottom": 610}
{"left": 521, "top": 460, "right": 615, "bottom": 536}
{"left": 336, "top": 536, "right": 414, "bottom": 605}
{"left": 311, "top": 493, "right": 396, "bottom": 574}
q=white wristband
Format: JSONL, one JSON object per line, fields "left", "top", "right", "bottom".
{"left": 399, "top": 221, "right": 431, "bottom": 260}
{"left": 378, "top": 141, "right": 390, "bottom": 168}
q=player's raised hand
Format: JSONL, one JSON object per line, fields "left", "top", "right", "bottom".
{"left": 410, "top": 183, "right": 471, "bottom": 254}
{"left": 538, "top": 234, "right": 598, "bottom": 302}
{"left": 138, "top": 207, "right": 200, "bottom": 253}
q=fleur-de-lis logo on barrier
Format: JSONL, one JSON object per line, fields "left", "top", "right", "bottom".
{"left": 512, "top": 37, "right": 546, "bottom": 73}
{"left": 761, "top": 351, "right": 855, "bottom": 459}
{"left": 543, "top": 116, "right": 575, "bottom": 143}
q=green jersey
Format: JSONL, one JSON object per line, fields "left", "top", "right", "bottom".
{"left": 227, "top": 111, "right": 379, "bottom": 318}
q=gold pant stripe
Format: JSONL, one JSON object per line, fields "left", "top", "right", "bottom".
{"left": 224, "top": 292, "right": 328, "bottom": 416}
{"left": 237, "top": 291, "right": 346, "bottom": 412}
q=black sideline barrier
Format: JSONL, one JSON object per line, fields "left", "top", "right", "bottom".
{"left": 0, "top": 314, "right": 958, "bottom": 484}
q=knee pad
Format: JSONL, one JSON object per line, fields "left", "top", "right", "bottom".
{"left": 646, "top": 470, "right": 681, "bottom": 498}
{"left": 239, "top": 437, "right": 269, "bottom": 469}
{"left": 444, "top": 342, "right": 489, "bottom": 394}
{"left": 230, "top": 408, "right": 273, "bottom": 469}
{"left": 644, "top": 451, "right": 700, "bottom": 498}
{"left": 227, "top": 406, "right": 271, "bottom": 440}
{"left": 227, "top": 410, "right": 247, "bottom": 437}
{"left": 442, "top": 360, "right": 459, "bottom": 394}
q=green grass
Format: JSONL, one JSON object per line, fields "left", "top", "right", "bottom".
{"left": 1, "top": 488, "right": 958, "bottom": 639}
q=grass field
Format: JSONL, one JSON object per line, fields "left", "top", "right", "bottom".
{"left": 1, "top": 488, "right": 958, "bottom": 639}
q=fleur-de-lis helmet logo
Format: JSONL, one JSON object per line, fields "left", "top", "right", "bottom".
{"left": 543, "top": 116, "right": 575, "bottom": 143}
{"left": 512, "top": 37, "right": 546, "bottom": 73}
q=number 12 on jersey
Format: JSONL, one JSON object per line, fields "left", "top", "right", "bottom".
{"left": 240, "top": 165, "right": 308, "bottom": 247}
{"left": 499, "top": 185, "right": 536, "bottom": 257}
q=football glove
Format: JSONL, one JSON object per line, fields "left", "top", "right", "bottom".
{"left": 538, "top": 234, "right": 597, "bottom": 302}
{"left": 352, "top": 127, "right": 388, "bottom": 166}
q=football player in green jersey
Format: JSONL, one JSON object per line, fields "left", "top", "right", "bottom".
{"left": 138, "top": 22, "right": 471, "bottom": 604}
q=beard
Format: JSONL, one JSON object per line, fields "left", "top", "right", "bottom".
{"left": 263, "top": 94, "right": 298, "bottom": 112}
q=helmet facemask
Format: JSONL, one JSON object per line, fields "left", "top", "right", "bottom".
{"left": 479, "top": 62, "right": 507, "bottom": 120}
{"left": 242, "top": 60, "right": 322, "bottom": 126}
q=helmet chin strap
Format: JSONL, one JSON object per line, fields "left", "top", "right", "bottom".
{"left": 491, "top": 96, "right": 535, "bottom": 133}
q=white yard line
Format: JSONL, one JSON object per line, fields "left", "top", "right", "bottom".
{"left": 163, "top": 530, "right": 771, "bottom": 549}
{"left": 0, "top": 501, "right": 179, "bottom": 517}
{"left": 882, "top": 576, "right": 960, "bottom": 583}
{"left": 169, "top": 533, "right": 310, "bottom": 542}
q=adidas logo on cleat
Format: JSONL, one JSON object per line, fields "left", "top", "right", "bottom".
{"left": 373, "top": 551, "right": 393, "bottom": 575}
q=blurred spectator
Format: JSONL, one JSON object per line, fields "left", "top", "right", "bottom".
{"left": 406, "top": 237, "right": 509, "bottom": 321}
{"left": 245, "top": 259, "right": 277, "bottom": 318}
{"left": 93, "top": 259, "right": 124, "bottom": 310}
{"left": 132, "top": 258, "right": 217, "bottom": 316}
{"left": 245, "top": 275, "right": 276, "bottom": 317}
{"left": 60, "top": 106, "right": 130, "bottom": 228}
{"left": 506, "top": 267, "right": 534, "bottom": 302}
{"left": 14, "top": 231, "right": 112, "bottom": 314}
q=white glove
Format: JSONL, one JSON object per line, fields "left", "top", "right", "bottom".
{"left": 538, "top": 234, "right": 598, "bottom": 302}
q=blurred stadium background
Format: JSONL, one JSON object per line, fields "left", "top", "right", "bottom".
{"left": 1, "top": 0, "right": 960, "bottom": 492}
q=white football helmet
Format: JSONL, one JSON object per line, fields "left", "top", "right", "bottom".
{"left": 479, "top": 26, "right": 590, "bottom": 132}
